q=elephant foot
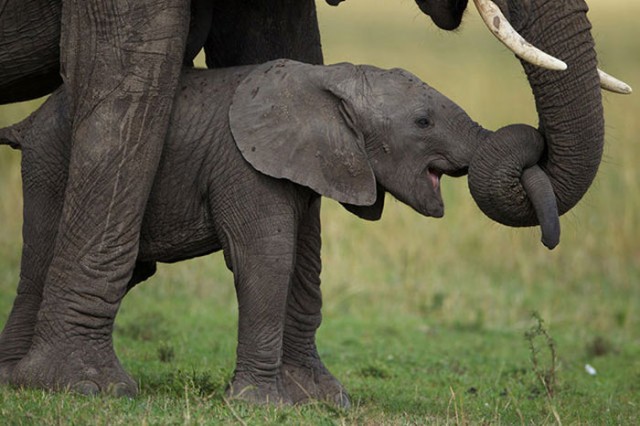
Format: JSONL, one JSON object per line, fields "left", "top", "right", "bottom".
{"left": 0, "top": 361, "right": 17, "bottom": 385}
{"left": 0, "top": 333, "right": 32, "bottom": 386}
{"left": 0, "top": 347, "right": 23, "bottom": 386}
{"left": 0, "top": 293, "right": 42, "bottom": 385}
{"left": 10, "top": 339, "right": 137, "bottom": 397}
{"left": 226, "top": 372, "right": 293, "bottom": 405}
{"left": 281, "top": 362, "right": 350, "bottom": 409}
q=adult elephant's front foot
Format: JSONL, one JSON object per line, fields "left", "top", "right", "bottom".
{"left": 10, "top": 338, "right": 137, "bottom": 397}
{"left": 281, "top": 361, "right": 350, "bottom": 409}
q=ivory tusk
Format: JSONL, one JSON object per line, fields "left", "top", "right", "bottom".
{"left": 472, "top": 0, "right": 567, "bottom": 71}
{"left": 473, "top": 0, "right": 632, "bottom": 94}
{"left": 599, "top": 69, "right": 633, "bottom": 94}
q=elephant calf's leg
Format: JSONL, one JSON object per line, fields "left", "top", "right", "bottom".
{"left": 0, "top": 290, "right": 41, "bottom": 384}
{"left": 0, "top": 106, "right": 69, "bottom": 384}
{"left": 0, "top": 246, "right": 61, "bottom": 383}
{"left": 225, "top": 204, "right": 300, "bottom": 405}
{"left": 280, "top": 197, "right": 350, "bottom": 408}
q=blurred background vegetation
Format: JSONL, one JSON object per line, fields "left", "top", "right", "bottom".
{"left": 0, "top": 0, "right": 638, "bottom": 423}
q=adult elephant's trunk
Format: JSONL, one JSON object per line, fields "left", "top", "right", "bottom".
{"left": 468, "top": 0, "right": 604, "bottom": 247}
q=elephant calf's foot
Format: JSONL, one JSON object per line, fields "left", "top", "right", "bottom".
{"left": 11, "top": 339, "right": 137, "bottom": 397}
{"left": 0, "top": 361, "right": 17, "bottom": 385}
{"left": 226, "top": 372, "right": 293, "bottom": 406}
{"left": 281, "top": 362, "right": 350, "bottom": 409}
{"left": 0, "top": 294, "right": 43, "bottom": 385}
{"left": 0, "top": 348, "right": 24, "bottom": 386}
{"left": 0, "top": 335, "right": 33, "bottom": 385}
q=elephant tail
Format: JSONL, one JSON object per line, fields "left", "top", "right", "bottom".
{"left": 1, "top": 89, "right": 70, "bottom": 153}
{"left": 0, "top": 119, "right": 27, "bottom": 151}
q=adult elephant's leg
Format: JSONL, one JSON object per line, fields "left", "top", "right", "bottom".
{"left": 11, "top": 0, "right": 189, "bottom": 395}
{"left": 280, "top": 197, "right": 350, "bottom": 408}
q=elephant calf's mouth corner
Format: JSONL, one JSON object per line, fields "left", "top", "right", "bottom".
{"left": 426, "top": 162, "right": 468, "bottom": 191}
{"left": 427, "top": 167, "right": 442, "bottom": 192}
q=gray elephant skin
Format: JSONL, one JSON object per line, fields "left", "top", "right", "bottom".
{"left": 0, "top": 59, "right": 483, "bottom": 406}
{"left": 0, "top": 0, "right": 621, "bottom": 403}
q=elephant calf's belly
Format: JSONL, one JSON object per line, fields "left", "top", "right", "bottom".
{"left": 138, "top": 223, "right": 221, "bottom": 263}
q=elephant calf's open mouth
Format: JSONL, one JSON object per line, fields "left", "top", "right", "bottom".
{"left": 423, "top": 166, "right": 446, "bottom": 218}
{"left": 419, "top": 162, "right": 469, "bottom": 218}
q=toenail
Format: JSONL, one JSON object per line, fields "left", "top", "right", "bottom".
{"left": 73, "top": 380, "right": 100, "bottom": 396}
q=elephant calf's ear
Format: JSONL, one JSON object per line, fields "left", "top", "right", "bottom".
{"left": 229, "top": 59, "right": 377, "bottom": 206}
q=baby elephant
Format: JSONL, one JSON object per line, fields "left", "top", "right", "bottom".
{"left": 0, "top": 59, "right": 483, "bottom": 406}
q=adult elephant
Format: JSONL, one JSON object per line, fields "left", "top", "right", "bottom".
{"left": 0, "top": 0, "right": 631, "bottom": 403}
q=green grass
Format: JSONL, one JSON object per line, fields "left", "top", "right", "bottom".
{"left": 1, "top": 0, "right": 640, "bottom": 424}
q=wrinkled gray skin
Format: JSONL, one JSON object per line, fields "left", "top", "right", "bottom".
{"left": 0, "top": 0, "right": 606, "bottom": 404}
{"left": 0, "top": 59, "right": 483, "bottom": 406}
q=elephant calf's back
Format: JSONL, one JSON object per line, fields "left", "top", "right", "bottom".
{"left": 137, "top": 66, "right": 254, "bottom": 263}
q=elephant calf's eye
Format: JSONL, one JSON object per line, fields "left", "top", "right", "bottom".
{"left": 415, "top": 117, "right": 431, "bottom": 129}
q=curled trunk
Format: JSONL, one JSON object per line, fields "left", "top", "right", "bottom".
{"left": 469, "top": 124, "right": 560, "bottom": 248}
{"left": 525, "top": 0, "right": 603, "bottom": 216}
{"left": 468, "top": 0, "right": 604, "bottom": 243}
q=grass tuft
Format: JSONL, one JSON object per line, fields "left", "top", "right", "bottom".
{"left": 524, "top": 312, "right": 558, "bottom": 399}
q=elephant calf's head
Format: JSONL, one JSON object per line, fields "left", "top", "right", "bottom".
{"left": 230, "top": 59, "right": 484, "bottom": 220}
